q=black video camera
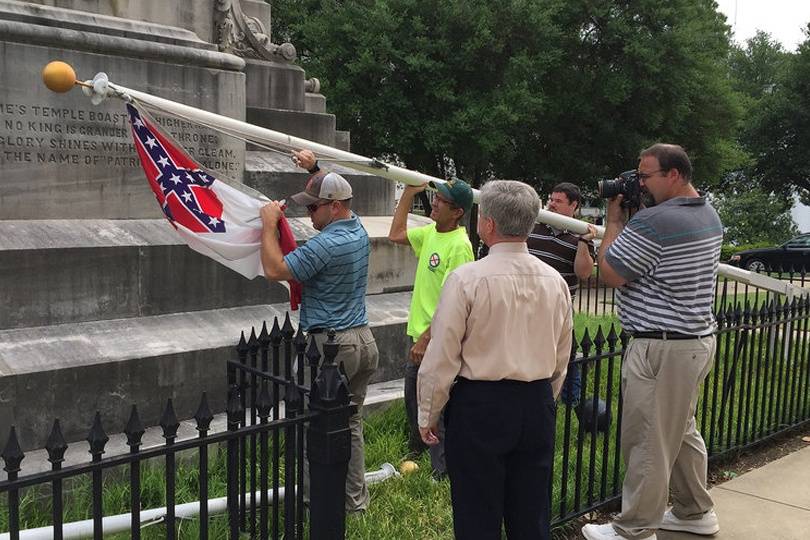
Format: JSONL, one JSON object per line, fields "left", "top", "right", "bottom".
{"left": 597, "top": 170, "right": 642, "bottom": 209}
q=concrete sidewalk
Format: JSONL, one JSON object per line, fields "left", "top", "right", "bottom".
{"left": 659, "top": 444, "right": 810, "bottom": 540}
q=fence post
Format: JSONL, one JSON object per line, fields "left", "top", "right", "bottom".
{"left": 307, "top": 331, "right": 352, "bottom": 540}
{"left": 46, "top": 420, "right": 68, "bottom": 540}
{"left": 2, "top": 426, "right": 24, "bottom": 540}
{"left": 226, "top": 379, "right": 243, "bottom": 540}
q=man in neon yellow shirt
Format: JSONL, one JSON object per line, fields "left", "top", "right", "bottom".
{"left": 388, "top": 178, "right": 474, "bottom": 475}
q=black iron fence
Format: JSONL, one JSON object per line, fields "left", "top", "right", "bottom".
{"left": 552, "top": 269, "right": 810, "bottom": 526}
{"left": 2, "top": 267, "right": 809, "bottom": 537}
{"left": 0, "top": 315, "right": 353, "bottom": 540}
{"left": 576, "top": 262, "right": 808, "bottom": 317}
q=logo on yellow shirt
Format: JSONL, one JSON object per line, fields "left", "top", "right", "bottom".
{"left": 428, "top": 252, "right": 441, "bottom": 270}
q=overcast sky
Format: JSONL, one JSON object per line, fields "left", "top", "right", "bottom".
{"left": 716, "top": 0, "right": 810, "bottom": 51}
{"left": 715, "top": 1, "right": 810, "bottom": 232}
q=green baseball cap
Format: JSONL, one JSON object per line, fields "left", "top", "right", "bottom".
{"left": 429, "top": 178, "right": 474, "bottom": 215}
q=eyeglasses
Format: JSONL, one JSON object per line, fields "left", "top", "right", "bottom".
{"left": 306, "top": 200, "right": 332, "bottom": 213}
{"left": 431, "top": 194, "right": 459, "bottom": 209}
{"left": 637, "top": 169, "right": 668, "bottom": 180}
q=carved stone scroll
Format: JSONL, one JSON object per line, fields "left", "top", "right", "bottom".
{"left": 215, "top": 0, "right": 297, "bottom": 61}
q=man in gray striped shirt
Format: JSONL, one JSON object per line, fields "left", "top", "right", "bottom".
{"left": 582, "top": 144, "right": 723, "bottom": 540}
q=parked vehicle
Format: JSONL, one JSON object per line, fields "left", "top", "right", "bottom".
{"left": 729, "top": 233, "right": 810, "bottom": 272}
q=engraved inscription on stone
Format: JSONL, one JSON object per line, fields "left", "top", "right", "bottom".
{"left": 153, "top": 116, "right": 241, "bottom": 174}
{"left": 0, "top": 101, "right": 240, "bottom": 174}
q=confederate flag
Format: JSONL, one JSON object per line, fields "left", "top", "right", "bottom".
{"left": 127, "top": 103, "right": 301, "bottom": 309}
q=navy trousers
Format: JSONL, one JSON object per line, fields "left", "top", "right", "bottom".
{"left": 445, "top": 377, "right": 556, "bottom": 540}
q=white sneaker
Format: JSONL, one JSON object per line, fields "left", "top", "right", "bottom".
{"left": 660, "top": 508, "right": 719, "bottom": 535}
{"left": 581, "top": 522, "right": 657, "bottom": 540}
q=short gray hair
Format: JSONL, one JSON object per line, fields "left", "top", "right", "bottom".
{"left": 479, "top": 180, "right": 539, "bottom": 238}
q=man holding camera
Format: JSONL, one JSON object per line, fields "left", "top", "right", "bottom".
{"left": 581, "top": 144, "right": 723, "bottom": 540}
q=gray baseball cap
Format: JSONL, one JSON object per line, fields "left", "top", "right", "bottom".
{"left": 290, "top": 171, "right": 353, "bottom": 205}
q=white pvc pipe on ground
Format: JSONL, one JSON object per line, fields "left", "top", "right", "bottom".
{"left": 83, "top": 76, "right": 806, "bottom": 298}
{"left": 0, "top": 463, "right": 398, "bottom": 540}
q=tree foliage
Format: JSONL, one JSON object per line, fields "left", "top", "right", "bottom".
{"left": 720, "top": 31, "right": 803, "bottom": 232}
{"left": 739, "top": 25, "right": 810, "bottom": 203}
{"left": 506, "top": 0, "right": 743, "bottom": 191}
{"left": 728, "top": 31, "right": 789, "bottom": 102}
{"left": 714, "top": 187, "right": 798, "bottom": 246}
{"left": 720, "top": 31, "right": 788, "bottom": 194}
{"left": 272, "top": 0, "right": 743, "bottom": 193}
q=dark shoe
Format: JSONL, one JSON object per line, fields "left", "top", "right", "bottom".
{"left": 408, "top": 439, "right": 427, "bottom": 455}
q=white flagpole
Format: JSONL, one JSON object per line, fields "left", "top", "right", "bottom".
{"left": 89, "top": 74, "right": 592, "bottom": 235}
{"left": 69, "top": 71, "right": 805, "bottom": 298}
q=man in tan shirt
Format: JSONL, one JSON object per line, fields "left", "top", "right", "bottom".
{"left": 418, "top": 180, "right": 573, "bottom": 540}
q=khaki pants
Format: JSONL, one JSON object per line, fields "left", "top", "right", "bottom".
{"left": 310, "top": 325, "right": 379, "bottom": 512}
{"left": 613, "top": 336, "right": 716, "bottom": 539}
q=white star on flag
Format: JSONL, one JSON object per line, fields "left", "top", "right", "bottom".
{"left": 157, "top": 156, "right": 170, "bottom": 167}
{"left": 133, "top": 117, "right": 144, "bottom": 129}
{"left": 145, "top": 136, "right": 157, "bottom": 149}
{"left": 170, "top": 174, "right": 182, "bottom": 185}
{"left": 209, "top": 216, "right": 221, "bottom": 226}
{"left": 181, "top": 191, "right": 192, "bottom": 202}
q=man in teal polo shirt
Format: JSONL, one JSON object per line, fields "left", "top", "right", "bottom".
{"left": 388, "top": 178, "right": 474, "bottom": 475}
{"left": 260, "top": 155, "right": 379, "bottom": 513}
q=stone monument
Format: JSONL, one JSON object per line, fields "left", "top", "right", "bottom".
{"left": 0, "top": 0, "right": 420, "bottom": 450}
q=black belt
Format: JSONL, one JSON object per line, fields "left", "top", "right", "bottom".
{"left": 307, "top": 325, "right": 364, "bottom": 334}
{"left": 456, "top": 376, "right": 551, "bottom": 387}
{"left": 630, "top": 331, "right": 713, "bottom": 340}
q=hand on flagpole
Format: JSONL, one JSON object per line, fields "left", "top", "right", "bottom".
{"left": 581, "top": 223, "right": 598, "bottom": 241}
{"left": 292, "top": 149, "right": 317, "bottom": 171}
{"left": 403, "top": 182, "right": 428, "bottom": 195}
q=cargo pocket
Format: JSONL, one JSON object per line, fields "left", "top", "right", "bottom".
{"left": 359, "top": 327, "right": 379, "bottom": 370}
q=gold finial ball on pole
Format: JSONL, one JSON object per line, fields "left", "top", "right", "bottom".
{"left": 42, "top": 61, "right": 77, "bottom": 93}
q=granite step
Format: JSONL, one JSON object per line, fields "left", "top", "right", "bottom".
{"left": 246, "top": 107, "right": 336, "bottom": 148}
{"left": 0, "top": 293, "right": 413, "bottom": 451}
{"left": 244, "top": 151, "right": 395, "bottom": 218}
{"left": 245, "top": 59, "right": 307, "bottom": 112}
{"left": 0, "top": 214, "right": 428, "bottom": 330}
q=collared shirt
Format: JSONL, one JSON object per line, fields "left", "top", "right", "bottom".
{"left": 527, "top": 223, "right": 594, "bottom": 297}
{"left": 284, "top": 212, "right": 370, "bottom": 331}
{"left": 480, "top": 222, "right": 594, "bottom": 298}
{"left": 605, "top": 196, "right": 723, "bottom": 334}
{"left": 417, "top": 242, "right": 573, "bottom": 428}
